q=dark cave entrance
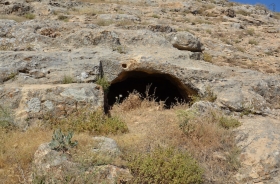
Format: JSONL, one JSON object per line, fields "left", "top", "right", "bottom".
{"left": 107, "top": 71, "right": 196, "bottom": 109}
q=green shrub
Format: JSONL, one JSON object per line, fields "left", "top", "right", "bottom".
{"left": 236, "top": 46, "right": 245, "bottom": 52}
{"left": 127, "top": 146, "right": 203, "bottom": 184}
{"left": 112, "top": 45, "right": 127, "bottom": 54}
{"left": 151, "top": 14, "right": 160, "bottom": 19}
{"left": 45, "top": 109, "right": 128, "bottom": 135}
{"left": 0, "top": 105, "right": 14, "bottom": 129}
{"left": 62, "top": 75, "right": 73, "bottom": 84}
{"left": 7, "top": 72, "right": 17, "bottom": 81}
{"left": 219, "top": 116, "right": 241, "bottom": 129}
{"left": 49, "top": 128, "right": 78, "bottom": 152}
{"left": 203, "top": 52, "right": 213, "bottom": 63}
{"left": 95, "top": 19, "right": 113, "bottom": 26}
{"left": 58, "top": 15, "right": 68, "bottom": 21}
{"left": 226, "top": 147, "right": 241, "bottom": 171}
{"left": 96, "top": 76, "right": 110, "bottom": 94}
{"left": 246, "top": 28, "right": 255, "bottom": 36}
{"left": 248, "top": 39, "right": 258, "bottom": 45}
{"left": 24, "top": 13, "right": 35, "bottom": 19}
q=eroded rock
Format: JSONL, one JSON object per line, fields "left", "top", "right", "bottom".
{"left": 32, "top": 138, "right": 132, "bottom": 184}
{"left": 235, "top": 117, "right": 280, "bottom": 183}
{"left": 167, "top": 32, "right": 204, "bottom": 52}
{"left": 0, "top": 84, "right": 104, "bottom": 129}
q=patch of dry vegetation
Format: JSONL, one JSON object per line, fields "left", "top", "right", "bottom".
{"left": 0, "top": 90, "right": 241, "bottom": 183}
{"left": 44, "top": 108, "right": 128, "bottom": 135}
{"left": 0, "top": 14, "right": 28, "bottom": 22}
{"left": 111, "top": 92, "right": 241, "bottom": 183}
{"left": 0, "top": 127, "right": 52, "bottom": 183}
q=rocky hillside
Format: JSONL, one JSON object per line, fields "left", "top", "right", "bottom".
{"left": 0, "top": 0, "right": 280, "bottom": 183}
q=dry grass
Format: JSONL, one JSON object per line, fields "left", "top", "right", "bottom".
{"left": 113, "top": 91, "right": 164, "bottom": 112}
{"left": 111, "top": 93, "right": 241, "bottom": 183}
{"left": 0, "top": 91, "right": 241, "bottom": 183}
{"left": 44, "top": 108, "right": 128, "bottom": 135}
{"left": 0, "top": 127, "right": 52, "bottom": 183}
{"left": 248, "top": 39, "right": 258, "bottom": 45}
{"left": 95, "top": 19, "right": 114, "bottom": 26}
{"left": 203, "top": 52, "right": 213, "bottom": 63}
{"left": 0, "top": 14, "right": 28, "bottom": 22}
{"left": 0, "top": 128, "right": 126, "bottom": 183}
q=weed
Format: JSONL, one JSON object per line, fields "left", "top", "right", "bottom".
{"left": 226, "top": 147, "right": 241, "bottom": 171}
{"left": 95, "top": 19, "right": 113, "bottom": 26}
{"left": 151, "top": 14, "right": 160, "bottom": 19}
{"left": 177, "top": 109, "right": 241, "bottom": 181}
{"left": 127, "top": 146, "right": 203, "bottom": 184}
{"left": 112, "top": 45, "right": 127, "bottom": 54}
{"left": 246, "top": 28, "right": 255, "bottom": 36}
{"left": 219, "top": 116, "right": 241, "bottom": 129}
{"left": 221, "top": 38, "right": 231, "bottom": 45}
{"left": 178, "top": 109, "right": 197, "bottom": 135}
{"left": 24, "top": 13, "right": 35, "bottom": 19}
{"left": 206, "top": 29, "right": 212, "bottom": 34}
{"left": 0, "top": 127, "right": 52, "bottom": 183}
{"left": 8, "top": 72, "right": 17, "bottom": 81}
{"left": 0, "top": 14, "right": 27, "bottom": 22}
{"left": 0, "top": 43, "right": 13, "bottom": 51}
{"left": 58, "top": 15, "right": 68, "bottom": 22}
{"left": 237, "top": 46, "right": 245, "bottom": 52}
{"left": 44, "top": 109, "right": 128, "bottom": 135}
{"left": 96, "top": 76, "right": 110, "bottom": 94}
{"left": 193, "top": 18, "right": 212, "bottom": 24}
{"left": 203, "top": 52, "right": 213, "bottom": 63}
{"left": 62, "top": 75, "right": 73, "bottom": 84}
{"left": 0, "top": 105, "right": 14, "bottom": 129}
{"left": 112, "top": 87, "right": 166, "bottom": 112}
{"left": 49, "top": 129, "right": 78, "bottom": 152}
{"left": 248, "top": 39, "right": 258, "bottom": 45}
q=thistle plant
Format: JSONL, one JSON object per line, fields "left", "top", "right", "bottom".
{"left": 49, "top": 128, "right": 78, "bottom": 152}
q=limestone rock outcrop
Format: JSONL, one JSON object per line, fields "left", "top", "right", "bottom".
{"left": 0, "top": 0, "right": 280, "bottom": 183}
{"left": 33, "top": 138, "right": 132, "bottom": 184}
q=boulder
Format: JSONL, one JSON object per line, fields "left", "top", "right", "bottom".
{"left": 92, "top": 136, "right": 121, "bottom": 157}
{"left": 32, "top": 138, "right": 132, "bottom": 184}
{"left": 235, "top": 117, "right": 280, "bottom": 183}
{"left": 148, "top": 25, "right": 176, "bottom": 33}
{"left": 167, "top": 32, "right": 204, "bottom": 52}
{"left": 191, "top": 101, "right": 219, "bottom": 113}
{"left": 0, "top": 84, "right": 104, "bottom": 129}
{"left": 0, "top": 20, "right": 17, "bottom": 37}
{"left": 33, "top": 143, "right": 73, "bottom": 176}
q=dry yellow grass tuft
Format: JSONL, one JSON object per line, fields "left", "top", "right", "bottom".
{"left": 112, "top": 91, "right": 165, "bottom": 112}
{"left": 0, "top": 127, "right": 52, "bottom": 183}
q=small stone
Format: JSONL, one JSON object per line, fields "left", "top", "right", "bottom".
{"left": 27, "top": 98, "right": 41, "bottom": 113}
